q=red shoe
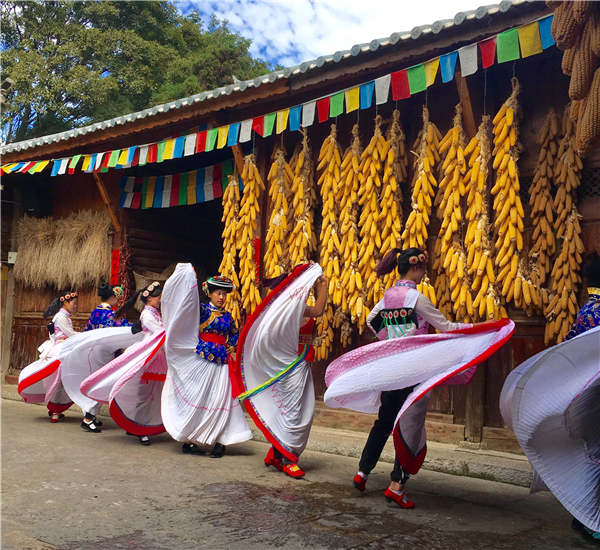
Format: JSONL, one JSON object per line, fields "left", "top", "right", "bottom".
{"left": 353, "top": 473, "right": 367, "bottom": 492}
{"left": 264, "top": 448, "right": 284, "bottom": 471}
{"left": 49, "top": 413, "right": 63, "bottom": 423}
{"left": 282, "top": 463, "right": 305, "bottom": 478}
{"left": 384, "top": 488, "right": 415, "bottom": 509}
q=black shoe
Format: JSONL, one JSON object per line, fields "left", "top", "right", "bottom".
{"left": 139, "top": 435, "right": 151, "bottom": 446}
{"left": 81, "top": 420, "right": 101, "bottom": 433}
{"left": 182, "top": 443, "right": 205, "bottom": 455}
{"left": 92, "top": 417, "right": 103, "bottom": 427}
{"left": 210, "top": 443, "right": 226, "bottom": 458}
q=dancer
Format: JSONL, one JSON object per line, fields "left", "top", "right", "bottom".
{"left": 86, "top": 283, "right": 129, "bottom": 330}
{"left": 500, "top": 252, "right": 600, "bottom": 543}
{"left": 81, "top": 281, "right": 167, "bottom": 445}
{"left": 236, "top": 263, "right": 326, "bottom": 478}
{"left": 18, "top": 291, "right": 79, "bottom": 422}
{"left": 161, "top": 264, "right": 251, "bottom": 458}
{"left": 324, "top": 248, "right": 514, "bottom": 508}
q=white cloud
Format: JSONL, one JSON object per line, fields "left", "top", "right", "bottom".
{"left": 176, "top": 0, "right": 486, "bottom": 67}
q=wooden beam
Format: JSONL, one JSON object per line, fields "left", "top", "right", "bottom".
{"left": 455, "top": 70, "right": 477, "bottom": 139}
{"left": 465, "top": 365, "right": 486, "bottom": 443}
{"left": 93, "top": 173, "right": 121, "bottom": 234}
{"left": 231, "top": 144, "right": 245, "bottom": 177}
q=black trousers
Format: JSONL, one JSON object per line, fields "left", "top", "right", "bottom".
{"left": 358, "top": 387, "right": 414, "bottom": 483}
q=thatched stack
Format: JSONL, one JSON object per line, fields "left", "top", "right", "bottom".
{"left": 549, "top": 0, "right": 600, "bottom": 155}
{"left": 14, "top": 210, "right": 112, "bottom": 289}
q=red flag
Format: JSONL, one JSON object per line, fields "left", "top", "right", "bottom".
{"left": 130, "top": 147, "right": 140, "bottom": 168}
{"left": 317, "top": 97, "right": 330, "bottom": 123}
{"left": 212, "top": 163, "right": 223, "bottom": 199}
{"left": 147, "top": 143, "right": 158, "bottom": 164}
{"left": 170, "top": 173, "right": 180, "bottom": 207}
{"left": 131, "top": 192, "right": 142, "bottom": 210}
{"left": 20, "top": 161, "right": 36, "bottom": 173}
{"left": 479, "top": 37, "right": 497, "bottom": 69}
{"left": 252, "top": 116, "right": 265, "bottom": 137}
{"left": 101, "top": 152, "right": 111, "bottom": 170}
{"left": 196, "top": 131, "right": 207, "bottom": 153}
{"left": 110, "top": 249, "right": 120, "bottom": 285}
{"left": 391, "top": 70, "right": 410, "bottom": 100}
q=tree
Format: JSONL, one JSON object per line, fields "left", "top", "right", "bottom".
{"left": 1, "top": 1, "right": 275, "bottom": 143}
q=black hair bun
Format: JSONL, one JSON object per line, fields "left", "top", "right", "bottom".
{"left": 98, "top": 282, "right": 114, "bottom": 300}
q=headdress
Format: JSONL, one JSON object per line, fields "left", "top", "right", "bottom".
{"left": 142, "top": 281, "right": 160, "bottom": 298}
{"left": 202, "top": 275, "right": 234, "bottom": 295}
{"left": 408, "top": 250, "right": 428, "bottom": 265}
{"left": 112, "top": 285, "right": 124, "bottom": 298}
{"left": 59, "top": 291, "right": 78, "bottom": 303}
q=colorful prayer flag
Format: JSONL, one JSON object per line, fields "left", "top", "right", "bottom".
{"left": 391, "top": 70, "right": 410, "bottom": 100}
{"left": 289, "top": 106, "right": 301, "bottom": 131}
{"left": 497, "top": 28, "right": 520, "bottom": 63}
{"left": 458, "top": 44, "right": 478, "bottom": 77}
{"left": 227, "top": 122, "right": 241, "bottom": 146}
{"left": 479, "top": 37, "right": 497, "bottom": 69}
{"left": 329, "top": 92, "right": 344, "bottom": 118}
{"left": 276, "top": 109, "right": 290, "bottom": 134}
{"left": 302, "top": 101, "right": 316, "bottom": 127}
{"left": 360, "top": 82, "right": 374, "bottom": 109}
{"left": 263, "top": 113, "right": 276, "bottom": 137}
{"left": 518, "top": 21, "right": 543, "bottom": 58}
{"left": 424, "top": 58, "right": 440, "bottom": 86}
{"left": 407, "top": 65, "right": 427, "bottom": 94}
{"left": 538, "top": 15, "right": 555, "bottom": 49}
{"left": 440, "top": 51, "right": 458, "bottom": 83}
{"left": 375, "top": 74, "right": 390, "bottom": 105}
{"left": 317, "top": 97, "right": 330, "bottom": 123}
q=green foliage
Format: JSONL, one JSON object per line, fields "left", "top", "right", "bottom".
{"left": 1, "top": 1, "right": 274, "bottom": 143}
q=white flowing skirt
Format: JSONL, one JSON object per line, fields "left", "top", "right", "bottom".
{"left": 500, "top": 325, "right": 600, "bottom": 532}
{"left": 59, "top": 327, "right": 143, "bottom": 415}
{"left": 237, "top": 263, "right": 322, "bottom": 461}
{"left": 81, "top": 330, "right": 167, "bottom": 436}
{"left": 161, "top": 263, "right": 251, "bottom": 446}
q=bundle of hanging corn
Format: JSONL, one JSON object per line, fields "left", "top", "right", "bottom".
{"left": 356, "top": 115, "right": 387, "bottom": 318}
{"left": 218, "top": 175, "right": 243, "bottom": 326}
{"left": 379, "top": 109, "right": 409, "bottom": 294}
{"left": 238, "top": 154, "right": 264, "bottom": 315}
{"left": 288, "top": 132, "right": 317, "bottom": 267}
{"left": 314, "top": 124, "right": 343, "bottom": 360}
{"left": 402, "top": 106, "right": 441, "bottom": 250}
{"left": 435, "top": 105, "right": 473, "bottom": 320}
{"left": 463, "top": 116, "right": 504, "bottom": 321}
{"left": 337, "top": 124, "right": 363, "bottom": 346}
{"left": 528, "top": 109, "right": 560, "bottom": 288}
{"left": 264, "top": 148, "right": 293, "bottom": 278}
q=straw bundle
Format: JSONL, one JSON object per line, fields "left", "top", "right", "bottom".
{"left": 14, "top": 210, "right": 112, "bottom": 289}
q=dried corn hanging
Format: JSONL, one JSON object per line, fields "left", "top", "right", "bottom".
{"left": 338, "top": 124, "right": 363, "bottom": 344}
{"left": 238, "top": 154, "right": 264, "bottom": 315}
{"left": 432, "top": 239, "right": 451, "bottom": 316}
{"left": 264, "top": 148, "right": 293, "bottom": 278}
{"left": 288, "top": 132, "right": 317, "bottom": 267}
{"left": 380, "top": 109, "right": 408, "bottom": 293}
{"left": 402, "top": 106, "right": 441, "bottom": 250}
{"left": 219, "top": 175, "right": 243, "bottom": 326}
{"left": 491, "top": 78, "right": 526, "bottom": 307}
{"left": 544, "top": 207, "right": 584, "bottom": 344}
{"left": 357, "top": 115, "right": 387, "bottom": 315}
{"left": 464, "top": 117, "right": 503, "bottom": 321}
{"left": 529, "top": 109, "right": 560, "bottom": 287}
{"left": 314, "top": 124, "right": 343, "bottom": 360}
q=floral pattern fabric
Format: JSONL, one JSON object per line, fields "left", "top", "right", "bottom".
{"left": 565, "top": 288, "right": 600, "bottom": 341}
{"left": 195, "top": 302, "right": 238, "bottom": 364}
{"left": 86, "top": 303, "right": 131, "bottom": 331}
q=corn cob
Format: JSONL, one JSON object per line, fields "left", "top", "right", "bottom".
{"left": 288, "top": 132, "right": 317, "bottom": 267}
{"left": 357, "top": 115, "right": 386, "bottom": 318}
{"left": 238, "top": 154, "right": 264, "bottom": 315}
{"left": 314, "top": 124, "right": 343, "bottom": 360}
{"left": 219, "top": 175, "right": 243, "bottom": 326}
{"left": 544, "top": 206, "right": 584, "bottom": 344}
{"left": 338, "top": 124, "right": 364, "bottom": 331}
{"left": 529, "top": 110, "right": 560, "bottom": 288}
{"left": 380, "top": 109, "right": 408, "bottom": 293}
{"left": 491, "top": 78, "right": 526, "bottom": 307}
{"left": 264, "top": 148, "right": 293, "bottom": 278}
{"left": 402, "top": 106, "right": 441, "bottom": 250}
{"left": 432, "top": 238, "right": 452, "bottom": 316}
{"left": 417, "top": 275, "right": 437, "bottom": 307}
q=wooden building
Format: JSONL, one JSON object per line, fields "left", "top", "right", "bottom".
{"left": 2, "top": 0, "right": 599, "bottom": 452}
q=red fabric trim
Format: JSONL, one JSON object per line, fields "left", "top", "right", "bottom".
{"left": 140, "top": 372, "right": 166, "bottom": 382}
{"left": 235, "top": 263, "right": 312, "bottom": 463}
{"left": 47, "top": 401, "right": 73, "bottom": 414}
{"left": 200, "top": 333, "right": 226, "bottom": 345}
{"left": 17, "top": 360, "right": 61, "bottom": 395}
{"left": 109, "top": 400, "right": 165, "bottom": 436}
{"left": 392, "top": 430, "right": 427, "bottom": 475}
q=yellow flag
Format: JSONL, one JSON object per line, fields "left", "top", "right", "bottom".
{"left": 117, "top": 149, "right": 129, "bottom": 166}
{"left": 35, "top": 160, "right": 50, "bottom": 173}
{"left": 518, "top": 22, "right": 542, "bottom": 58}
{"left": 163, "top": 139, "right": 176, "bottom": 160}
{"left": 187, "top": 171, "right": 197, "bottom": 204}
{"left": 425, "top": 58, "right": 440, "bottom": 87}
{"left": 345, "top": 87, "right": 360, "bottom": 113}
{"left": 81, "top": 155, "right": 91, "bottom": 171}
{"left": 276, "top": 109, "right": 289, "bottom": 134}
{"left": 217, "top": 126, "right": 229, "bottom": 149}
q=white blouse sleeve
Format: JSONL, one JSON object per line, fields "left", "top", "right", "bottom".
{"left": 140, "top": 309, "right": 164, "bottom": 333}
{"left": 54, "top": 313, "right": 77, "bottom": 337}
{"left": 415, "top": 294, "right": 469, "bottom": 332}
{"left": 366, "top": 298, "right": 385, "bottom": 335}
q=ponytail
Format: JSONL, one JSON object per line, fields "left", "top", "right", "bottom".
{"left": 43, "top": 298, "right": 61, "bottom": 319}
{"left": 376, "top": 247, "right": 427, "bottom": 277}
{"left": 376, "top": 248, "right": 403, "bottom": 277}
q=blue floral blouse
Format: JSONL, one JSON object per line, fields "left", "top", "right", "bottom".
{"left": 195, "top": 302, "right": 238, "bottom": 365}
{"left": 86, "top": 303, "right": 131, "bottom": 331}
{"left": 565, "top": 287, "right": 600, "bottom": 341}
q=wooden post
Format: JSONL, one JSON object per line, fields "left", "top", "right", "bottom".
{"left": 465, "top": 365, "right": 486, "bottom": 443}
{"left": 93, "top": 173, "right": 121, "bottom": 234}
{"left": 455, "top": 70, "right": 477, "bottom": 139}
{"left": 231, "top": 144, "right": 245, "bottom": 178}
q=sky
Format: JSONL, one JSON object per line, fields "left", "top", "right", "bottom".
{"left": 175, "top": 0, "right": 491, "bottom": 68}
